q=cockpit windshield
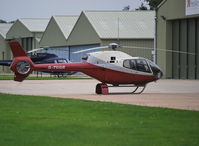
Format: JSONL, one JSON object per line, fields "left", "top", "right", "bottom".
{"left": 147, "top": 60, "right": 162, "bottom": 78}
{"left": 55, "top": 59, "right": 67, "bottom": 63}
{"left": 123, "top": 59, "right": 151, "bottom": 73}
{"left": 123, "top": 58, "right": 163, "bottom": 78}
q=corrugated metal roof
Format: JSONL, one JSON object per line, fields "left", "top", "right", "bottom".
{"left": 0, "top": 23, "right": 12, "bottom": 38}
{"left": 19, "top": 18, "right": 49, "bottom": 32}
{"left": 84, "top": 11, "right": 155, "bottom": 39}
{"left": 53, "top": 16, "right": 78, "bottom": 39}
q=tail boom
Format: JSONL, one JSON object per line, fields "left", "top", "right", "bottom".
{"left": 8, "top": 41, "right": 95, "bottom": 82}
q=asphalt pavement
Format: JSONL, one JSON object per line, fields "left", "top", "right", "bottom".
{"left": 0, "top": 79, "right": 199, "bottom": 110}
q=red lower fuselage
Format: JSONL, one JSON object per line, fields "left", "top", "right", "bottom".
{"left": 34, "top": 62, "right": 156, "bottom": 85}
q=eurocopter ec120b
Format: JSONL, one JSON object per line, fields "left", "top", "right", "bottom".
{"left": 8, "top": 41, "right": 163, "bottom": 94}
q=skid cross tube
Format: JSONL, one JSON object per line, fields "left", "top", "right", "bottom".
{"left": 96, "top": 83, "right": 146, "bottom": 94}
{"left": 131, "top": 85, "right": 146, "bottom": 94}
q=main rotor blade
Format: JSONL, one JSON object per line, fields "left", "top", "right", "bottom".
{"left": 121, "top": 46, "right": 195, "bottom": 55}
{"left": 27, "top": 48, "right": 44, "bottom": 53}
{"left": 72, "top": 46, "right": 108, "bottom": 54}
{"left": 156, "top": 48, "right": 195, "bottom": 55}
{"left": 121, "top": 46, "right": 153, "bottom": 50}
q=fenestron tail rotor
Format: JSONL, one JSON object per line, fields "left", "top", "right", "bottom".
{"left": 9, "top": 41, "right": 34, "bottom": 82}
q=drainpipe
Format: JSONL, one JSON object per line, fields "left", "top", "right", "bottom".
{"left": 154, "top": 8, "right": 158, "bottom": 64}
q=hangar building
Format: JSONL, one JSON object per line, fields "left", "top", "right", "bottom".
{"left": 39, "top": 16, "right": 78, "bottom": 59}
{"left": 0, "top": 23, "right": 13, "bottom": 72}
{"left": 67, "top": 11, "right": 155, "bottom": 62}
{"left": 6, "top": 18, "right": 49, "bottom": 51}
{"left": 157, "top": 0, "right": 199, "bottom": 79}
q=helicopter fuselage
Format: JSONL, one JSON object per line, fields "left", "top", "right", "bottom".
{"left": 9, "top": 41, "right": 163, "bottom": 94}
{"left": 33, "top": 51, "right": 162, "bottom": 85}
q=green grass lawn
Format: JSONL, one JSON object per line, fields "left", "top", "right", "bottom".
{"left": 0, "top": 93, "right": 199, "bottom": 146}
{"left": 0, "top": 75, "right": 91, "bottom": 80}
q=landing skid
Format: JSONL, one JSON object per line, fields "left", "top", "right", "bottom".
{"left": 95, "top": 83, "right": 146, "bottom": 95}
{"left": 131, "top": 85, "right": 146, "bottom": 94}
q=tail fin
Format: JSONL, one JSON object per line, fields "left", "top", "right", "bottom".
{"left": 8, "top": 41, "right": 34, "bottom": 82}
{"left": 9, "top": 41, "right": 28, "bottom": 57}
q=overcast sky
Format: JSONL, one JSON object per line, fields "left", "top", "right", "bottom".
{"left": 0, "top": 0, "right": 147, "bottom": 21}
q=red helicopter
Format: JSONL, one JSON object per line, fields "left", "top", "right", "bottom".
{"left": 8, "top": 41, "right": 163, "bottom": 94}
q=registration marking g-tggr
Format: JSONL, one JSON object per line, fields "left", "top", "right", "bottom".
{"left": 48, "top": 66, "right": 65, "bottom": 70}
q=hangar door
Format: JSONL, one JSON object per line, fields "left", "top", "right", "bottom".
{"left": 40, "top": 46, "right": 69, "bottom": 59}
{"left": 172, "top": 18, "right": 199, "bottom": 79}
{"left": 69, "top": 44, "right": 100, "bottom": 62}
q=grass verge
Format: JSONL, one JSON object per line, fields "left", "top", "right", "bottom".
{"left": 0, "top": 75, "right": 91, "bottom": 80}
{"left": 0, "top": 93, "right": 199, "bottom": 146}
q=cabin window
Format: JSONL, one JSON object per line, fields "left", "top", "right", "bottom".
{"left": 123, "top": 59, "right": 151, "bottom": 73}
{"left": 123, "top": 60, "right": 131, "bottom": 68}
{"left": 46, "top": 60, "right": 56, "bottom": 63}
{"left": 123, "top": 59, "right": 136, "bottom": 70}
{"left": 136, "top": 59, "right": 151, "bottom": 73}
{"left": 57, "top": 59, "right": 67, "bottom": 63}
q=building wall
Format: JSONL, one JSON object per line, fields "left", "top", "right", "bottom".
{"left": 6, "top": 20, "right": 33, "bottom": 39}
{"left": 40, "top": 17, "right": 67, "bottom": 47}
{"left": 157, "top": 0, "right": 199, "bottom": 79}
{"left": 21, "top": 37, "right": 33, "bottom": 51}
{"left": 33, "top": 32, "right": 44, "bottom": 49}
{"left": 0, "top": 35, "right": 11, "bottom": 73}
{"left": 158, "top": 0, "right": 199, "bottom": 20}
{"left": 156, "top": 19, "right": 172, "bottom": 78}
{"left": 171, "top": 18, "right": 199, "bottom": 79}
{"left": 7, "top": 20, "right": 44, "bottom": 50}
{"left": 67, "top": 11, "right": 154, "bottom": 62}
{"left": 69, "top": 44, "right": 100, "bottom": 62}
{"left": 101, "top": 39, "right": 154, "bottom": 60}
{"left": 67, "top": 12, "right": 101, "bottom": 46}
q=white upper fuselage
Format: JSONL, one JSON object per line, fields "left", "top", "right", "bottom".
{"left": 86, "top": 51, "right": 153, "bottom": 76}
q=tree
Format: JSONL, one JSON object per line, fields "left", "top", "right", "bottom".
{"left": 136, "top": 3, "right": 148, "bottom": 10}
{"left": 9, "top": 20, "right": 16, "bottom": 23}
{"left": 136, "top": 0, "right": 164, "bottom": 10}
{"left": 144, "top": 0, "right": 163, "bottom": 10}
{"left": 0, "top": 19, "right": 7, "bottom": 23}
{"left": 123, "top": 5, "right": 130, "bottom": 11}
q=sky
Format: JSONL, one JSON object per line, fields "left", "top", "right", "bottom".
{"left": 0, "top": 0, "right": 148, "bottom": 21}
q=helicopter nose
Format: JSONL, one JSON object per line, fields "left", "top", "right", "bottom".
{"left": 149, "top": 62, "right": 163, "bottom": 79}
{"left": 153, "top": 68, "right": 163, "bottom": 79}
{"left": 156, "top": 69, "right": 163, "bottom": 79}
